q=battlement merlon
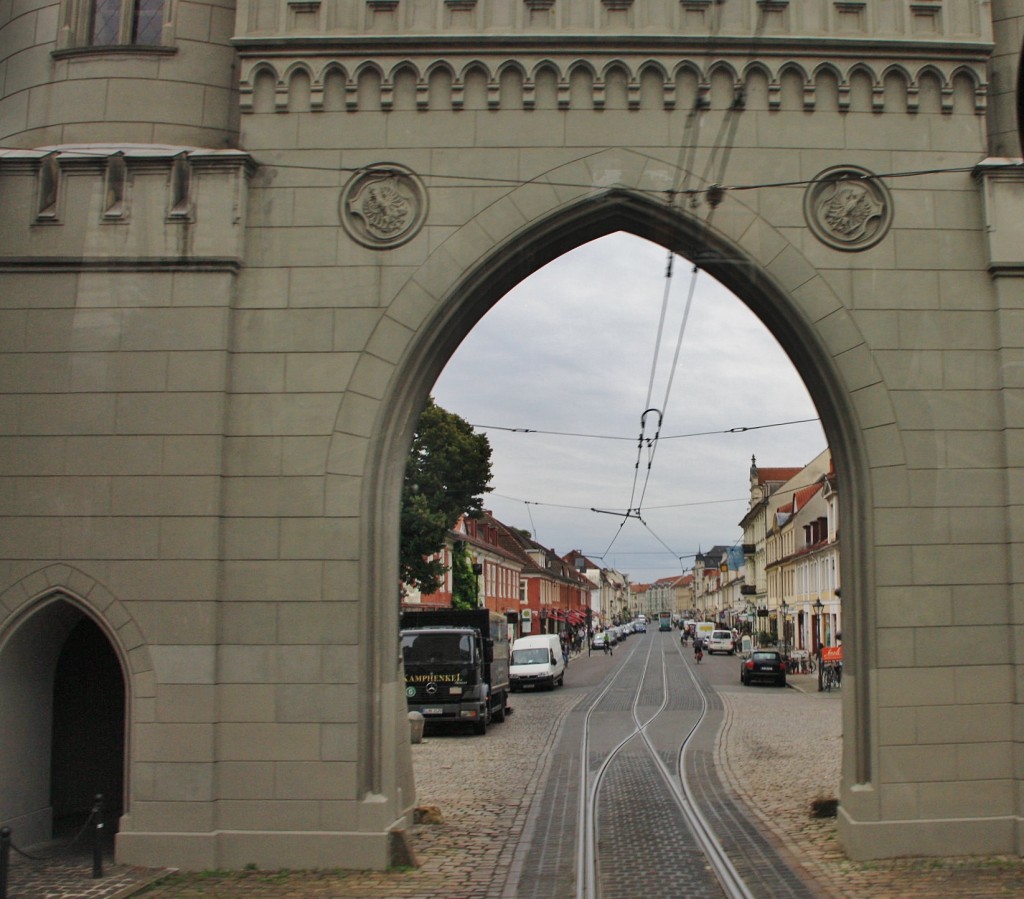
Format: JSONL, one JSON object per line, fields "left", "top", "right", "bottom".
{"left": 233, "top": 0, "right": 994, "bottom": 45}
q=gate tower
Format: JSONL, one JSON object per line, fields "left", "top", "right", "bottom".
{"left": 1, "top": 0, "right": 1024, "bottom": 871}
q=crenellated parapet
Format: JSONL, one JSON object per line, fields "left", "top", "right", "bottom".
{"left": 0, "top": 147, "right": 255, "bottom": 268}
{"left": 233, "top": 0, "right": 990, "bottom": 41}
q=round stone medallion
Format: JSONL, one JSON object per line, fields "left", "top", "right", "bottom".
{"left": 804, "top": 165, "right": 892, "bottom": 251}
{"left": 340, "top": 163, "right": 428, "bottom": 249}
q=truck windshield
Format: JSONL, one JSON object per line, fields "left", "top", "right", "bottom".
{"left": 401, "top": 632, "right": 474, "bottom": 664}
{"left": 511, "top": 648, "right": 549, "bottom": 665}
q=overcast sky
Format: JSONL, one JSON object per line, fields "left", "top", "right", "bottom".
{"left": 431, "top": 232, "right": 827, "bottom": 585}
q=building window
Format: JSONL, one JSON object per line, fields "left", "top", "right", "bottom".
{"left": 56, "top": 0, "right": 170, "bottom": 53}
{"left": 92, "top": 0, "right": 164, "bottom": 44}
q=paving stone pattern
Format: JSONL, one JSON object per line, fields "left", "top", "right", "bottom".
{"left": 597, "top": 752, "right": 718, "bottom": 899}
{"left": 8, "top": 661, "right": 1024, "bottom": 898}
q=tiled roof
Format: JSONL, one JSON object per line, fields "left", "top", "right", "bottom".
{"left": 757, "top": 467, "right": 802, "bottom": 484}
{"left": 793, "top": 482, "right": 824, "bottom": 510}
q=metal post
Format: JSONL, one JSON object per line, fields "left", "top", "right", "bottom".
{"left": 813, "top": 599, "right": 825, "bottom": 691}
{"left": 91, "top": 794, "right": 104, "bottom": 879}
{"left": 1, "top": 826, "right": 11, "bottom": 899}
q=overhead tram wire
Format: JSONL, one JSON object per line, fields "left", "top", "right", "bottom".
{"left": 503, "top": 8, "right": 782, "bottom": 564}
{"left": 689, "top": 0, "right": 768, "bottom": 238}
{"left": 635, "top": 260, "right": 701, "bottom": 515}
{"left": 469, "top": 415, "right": 821, "bottom": 441}
{"left": 610, "top": 1, "right": 747, "bottom": 553}
{"left": 666, "top": 0, "right": 723, "bottom": 208}
{"left": 489, "top": 492, "right": 747, "bottom": 513}
{"left": 56, "top": 148, "right": 1014, "bottom": 202}
{"left": 599, "top": 411, "right": 665, "bottom": 561}
{"left": 606, "top": 251, "right": 678, "bottom": 556}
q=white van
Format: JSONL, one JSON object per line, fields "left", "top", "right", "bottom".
{"left": 694, "top": 622, "right": 716, "bottom": 644}
{"left": 509, "top": 634, "right": 565, "bottom": 691}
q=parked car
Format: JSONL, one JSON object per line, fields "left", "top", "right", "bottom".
{"left": 740, "top": 650, "right": 787, "bottom": 687}
{"left": 591, "top": 632, "right": 607, "bottom": 650}
{"left": 707, "top": 630, "right": 736, "bottom": 655}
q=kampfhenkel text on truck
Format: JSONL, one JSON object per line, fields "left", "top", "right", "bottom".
{"left": 400, "top": 609, "right": 510, "bottom": 735}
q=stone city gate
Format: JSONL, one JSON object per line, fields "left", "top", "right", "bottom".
{"left": 0, "top": 0, "right": 1022, "bottom": 872}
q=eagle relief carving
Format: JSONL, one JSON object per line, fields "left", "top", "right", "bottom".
{"left": 341, "top": 164, "right": 427, "bottom": 248}
{"left": 804, "top": 165, "right": 892, "bottom": 251}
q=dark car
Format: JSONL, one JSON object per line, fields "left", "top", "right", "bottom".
{"left": 741, "top": 650, "right": 787, "bottom": 687}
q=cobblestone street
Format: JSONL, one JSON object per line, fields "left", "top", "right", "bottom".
{"left": 7, "top": 662, "right": 1023, "bottom": 898}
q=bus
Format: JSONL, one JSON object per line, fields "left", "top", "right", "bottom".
{"left": 658, "top": 611, "right": 672, "bottom": 631}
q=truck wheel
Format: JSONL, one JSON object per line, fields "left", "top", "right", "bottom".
{"left": 493, "top": 695, "right": 506, "bottom": 723}
{"left": 474, "top": 715, "right": 488, "bottom": 735}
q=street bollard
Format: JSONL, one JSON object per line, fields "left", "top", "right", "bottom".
{"left": 1, "top": 826, "right": 11, "bottom": 899}
{"left": 408, "top": 711, "right": 425, "bottom": 744}
{"left": 91, "top": 795, "right": 104, "bottom": 879}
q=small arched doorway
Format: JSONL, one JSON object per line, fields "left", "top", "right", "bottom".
{"left": 50, "top": 616, "right": 126, "bottom": 834}
{"left": 0, "top": 596, "right": 127, "bottom": 847}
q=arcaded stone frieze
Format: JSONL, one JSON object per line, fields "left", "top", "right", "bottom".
{"left": 238, "top": 52, "right": 988, "bottom": 114}
{"left": 233, "top": 0, "right": 990, "bottom": 42}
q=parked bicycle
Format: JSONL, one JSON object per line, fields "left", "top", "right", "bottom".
{"left": 821, "top": 661, "right": 842, "bottom": 692}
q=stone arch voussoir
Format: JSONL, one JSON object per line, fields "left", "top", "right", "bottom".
{"left": 0, "top": 565, "right": 154, "bottom": 699}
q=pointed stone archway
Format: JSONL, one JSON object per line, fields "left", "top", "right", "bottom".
{"left": 2, "top": 2, "right": 1021, "bottom": 871}
{"left": 0, "top": 570, "right": 144, "bottom": 849}
{"left": 342, "top": 148, "right": 889, "bottom": 855}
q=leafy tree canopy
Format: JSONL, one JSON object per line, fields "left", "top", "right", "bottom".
{"left": 450, "top": 540, "right": 479, "bottom": 611}
{"left": 400, "top": 398, "right": 492, "bottom": 594}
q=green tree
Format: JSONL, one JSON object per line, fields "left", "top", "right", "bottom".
{"left": 450, "top": 540, "right": 479, "bottom": 610}
{"left": 400, "top": 398, "right": 492, "bottom": 594}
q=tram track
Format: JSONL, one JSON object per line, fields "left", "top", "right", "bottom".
{"left": 575, "top": 632, "right": 754, "bottom": 899}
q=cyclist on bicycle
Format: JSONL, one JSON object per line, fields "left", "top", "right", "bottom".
{"left": 693, "top": 636, "right": 704, "bottom": 663}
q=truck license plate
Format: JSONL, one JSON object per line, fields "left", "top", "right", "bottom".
{"left": 422, "top": 707, "right": 443, "bottom": 715}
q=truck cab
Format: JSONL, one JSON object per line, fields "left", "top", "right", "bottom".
{"left": 400, "top": 609, "right": 510, "bottom": 735}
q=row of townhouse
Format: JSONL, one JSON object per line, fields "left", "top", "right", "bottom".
{"left": 402, "top": 511, "right": 631, "bottom": 638}
{"left": 636, "top": 574, "right": 694, "bottom": 621}
{"left": 694, "top": 449, "right": 841, "bottom": 655}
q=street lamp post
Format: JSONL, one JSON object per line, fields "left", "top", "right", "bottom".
{"left": 780, "top": 600, "right": 789, "bottom": 658}
{"left": 813, "top": 598, "right": 824, "bottom": 692}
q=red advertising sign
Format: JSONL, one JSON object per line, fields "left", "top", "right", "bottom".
{"left": 822, "top": 645, "right": 843, "bottom": 662}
